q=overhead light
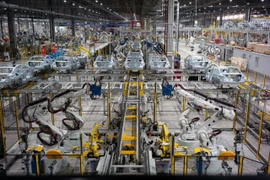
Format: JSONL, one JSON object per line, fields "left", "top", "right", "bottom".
{"left": 261, "top": 0, "right": 264, "bottom": 2}
{"left": 100, "top": 3, "right": 103, "bottom": 6}
{"left": 107, "top": 7, "right": 109, "bottom": 9}
{"left": 219, "top": 3, "right": 221, "bottom": 5}
{"left": 189, "top": 1, "right": 192, "bottom": 4}
{"left": 63, "top": 0, "right": 66, "bottom": 3}
{"left": 95, "top": 0, "right": 98, "bottom": 2}
{"left": 15, "top": 9, "right": 17, "bottom": 11}
{"left": 247, "top": 3, "right": 250, "bottom": 5}
{"left": 204, "top": 7, "right": 206, "bottom": 9}
{"left": 96, "top": 11, "right": 97, "bottom": 13}
{"left": 84, "top": 8, "right": 86, "bottom": 10}
{"left": 72, "top": 3, "right": 75, "bottom": 6}
{"left": 227, "top": 7, "right": 229, "bottom": 9}
{"left": 230, "top": 0, "right": 232, "bottom": 2}
{"left": 110, "top": 9, "right": 112, "bottom": 11}
{"left": 88, "top": 9, "right": 90, "bottom": 11}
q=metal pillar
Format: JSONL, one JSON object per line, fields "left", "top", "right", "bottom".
{"left": 245, "top": 7, "right": 251, "bottom": 22}
{"left": 256, "top": 111, "right": 264, "bottom": 159}
{"left": 71, "top": 19, "right": 75, "bottom": 37}
{"left": 107, "top": 82, "right": 111, "bottom": 129}
{"left": 170, "top": 133, "right": 175, "bottom": 175}
{"left": 49, "top": 16, "right": 55, "bottom": 41}
{"left": 219, "top": 11, "right": 223, "bottom": 27}
{"left": 154, "top": 82, "right": 157, "bottom": 124}
{"left": 80, "top": 133, "right": 84, "bottom": 175}
{"left": 176, "top": 0, "right": 180, "bottom": 53}
{"left": 238, "top": 156, "right": 244, "bottom": 175}
{"left": 166, "top": 0, "right": 174, "bottom": 67}
{"left": 31, "top": 18, "right": 35, "bottom": 34}
{"left": 7, "top": 12, "right": 16, "bottom": 58}
{"left": 14, "top": 101, "right": 20, "bottom": 141}
{"left": 50, "top": 93, "right": 55, "bottom": 125}
{"left": 267, "top": 152, "right": 270, "bottom": 175}
{"left": 0, "top": 98, "right": 6, "bottom": 158}
{"left": 232, "top": 93, "right": 239, "bottom": 132}
{"left": 152, "top": 16, "right": 157, "bottom": 42}
{"left": 78, "top": 96, "right": 82, "bottom": 117}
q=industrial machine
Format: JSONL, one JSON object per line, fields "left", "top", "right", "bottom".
{"left": 112, "top": 36, "right": 130, "bottom": 61}
{"left": 173, "top": 85, "right": 236, "bottom": 175}
{"left": 20, "top": 84, "right": 91, "bottom": 175}
{"left": 0, "top": 64, "right": 34, "bottom": 89}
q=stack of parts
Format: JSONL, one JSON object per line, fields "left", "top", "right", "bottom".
{"left": 231, "top": 57, "right": 247, "bottom": 71}
{"left": 247, "top": 42, "right": 258, "bottom": 50}
{"left": 253, "top": 44, "right": 270, "bottom": 55}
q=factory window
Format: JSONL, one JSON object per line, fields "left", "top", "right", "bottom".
{"left": 255, "top": 57, "right": 259, "bottom": 67}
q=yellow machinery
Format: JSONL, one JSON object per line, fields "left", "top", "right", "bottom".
{"left": 77, "top": 46, "right": 91, "bottom": 58}
{"left": 83, "top": 123, "right": 104, "bottom": 158}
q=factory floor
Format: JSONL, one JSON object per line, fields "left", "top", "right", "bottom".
{"left": 0, "top": 42, "right": 268, "bottom": 176}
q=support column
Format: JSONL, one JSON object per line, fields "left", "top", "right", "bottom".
{"left": 166, "top": 0, "right": 174, "bottom": 68}
{"left": 31, "top": 18, "right": 35, "bottom": 34}
{"left": 71, "top": 18, "right": 75, "bottom": 37}
{"left": 176, "top": 0, "right": 180, "bottom": 52}
{"left": 245, "top": 7, "right": 251, "bottom": 22}
{"left": 8, "top": 12, "right": 16, "bottom": 58}
{"left": 219, "top": 10, "right": 223, "bottom": 27}
{"left": 49, "top": 16, "right": 55, "bottom": 41}
{"left": 152, "top": 16, "right": 157, "bottom": 42}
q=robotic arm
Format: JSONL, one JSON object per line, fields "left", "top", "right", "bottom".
{"left": 22, "top": 83, "right": 90, "bottom": 146}
{"left": 174, "top": 86, "right": 235, "bottom": 121}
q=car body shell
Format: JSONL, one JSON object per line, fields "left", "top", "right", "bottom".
{"left": 94, "top": 55, "right": 119, "bottom": 70}
{"left": 25, "top": 55, "right": 54, "bottom": 73}
{"left": 51, "top": 56, "right": 77, "bottom": 73}
{"left": 184, "top": 55, "right": 209, "bottom": 72}
{"left": 0, "top": 64, "right": 34, "bottom": 88}
{"left": 205, "top": 64, "right": 245, "bottom": 87}
{"left": 148, "top": 54, "right": 170, "bottom": 72}
{"left": 124, "top": 56, "right": 145, "bottom": 71}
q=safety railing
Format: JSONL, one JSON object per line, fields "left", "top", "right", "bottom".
{"left": 0, "top": 153, "right": 269, "bottom": 176}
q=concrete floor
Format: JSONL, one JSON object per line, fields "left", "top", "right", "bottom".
{"left": 0, "top": 42, "right": 268, "bottom": 176}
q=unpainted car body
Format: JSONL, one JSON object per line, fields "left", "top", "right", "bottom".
{"left": 76, "top": 55, "right": 87, "bottom": 69}
{"left": 26, "top": 55, "right": 54, "bottom": 73}
{"left": 51, "top": 56, "right": 77, "bottom": 73}
{"left": 184, "top": 55, "right": 209, "bottom": 72}
{"left": 94, "top": 55, "right": 119, "bottom": 70}
{"left": 205, "top": 64, "right": 245, "bottom": 87}
{"left": 0, "top": 64, "right": 34, "bottom": 88}
{"left": 124, "top": 57, "right": 145, "bottom": 71}
{"left": 148, "top": 54, "right": 170, "bottom": 72}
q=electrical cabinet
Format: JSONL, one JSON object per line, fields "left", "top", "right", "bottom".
{"left": 233, "top": 49, "right": 270, "bottom": 76}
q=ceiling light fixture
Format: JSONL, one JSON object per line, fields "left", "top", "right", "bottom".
{"left": 247, "top": 3, "right": 250, "bottom": 5}
{"left": 261, "top": 0, "right": 264, "bottom": 2}
{"left": 72, "top": 3, "right": 75, "bottom": 6}
{"left": 230, "top": 0, "right": 232, "bottom": 2}
{"left": 219, "top": 3, "right": 221, "bottom": 5}
{"left": 63, "top": 0, "right": 66, "bottom": 3}
{"left": 95, "top": 0, "right": 98, "bottom": 3}
{"left": 100, "top": 3, "right": 103, "bottom": 6}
